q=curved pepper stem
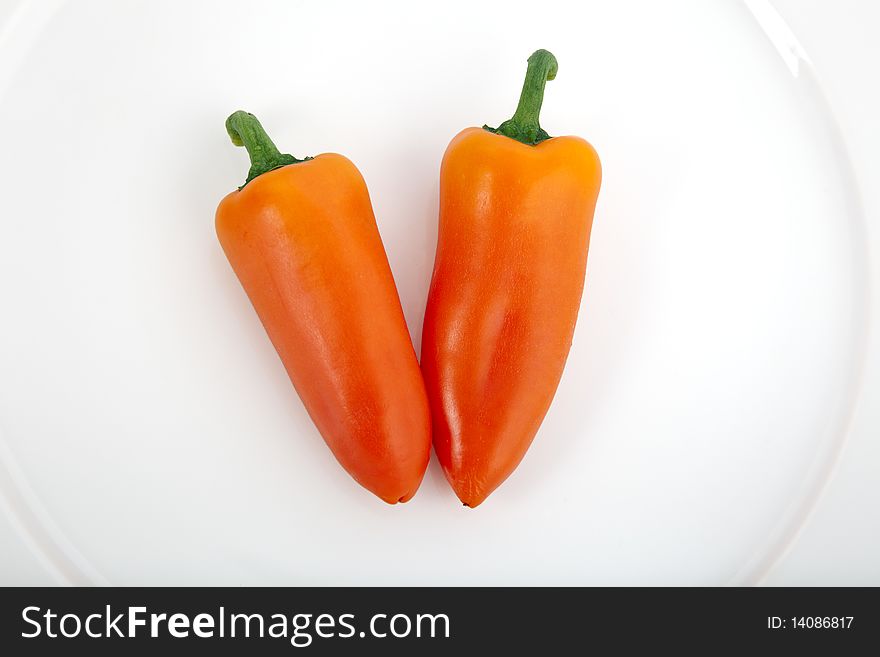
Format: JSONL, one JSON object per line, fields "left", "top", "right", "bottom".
{"left": 225, "top": 111, "right": 310, "bottom": 188}
{"left": 485, "top": 49, "right": 558, "bottom": 145}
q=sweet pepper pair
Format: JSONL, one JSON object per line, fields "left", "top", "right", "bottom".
{"left": 215, "top": 50, "right": 602, "bottom": 507}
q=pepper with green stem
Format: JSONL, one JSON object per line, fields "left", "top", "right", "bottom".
{"left": 421, "top": 49, "right": 603, "bottom": 507}
{"left": 216, "top": 111, "right": 432, "bottom": 504}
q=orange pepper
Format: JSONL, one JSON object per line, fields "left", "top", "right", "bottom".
{"left": 421, "top": 51, "right": 602, "bottom": 507}
{"left": 216, "top": 112, "right": 431, "bottom": 504}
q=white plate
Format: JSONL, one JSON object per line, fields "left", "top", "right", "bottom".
{"left": 0, "top": 0, "right": 868, "bottom": 585}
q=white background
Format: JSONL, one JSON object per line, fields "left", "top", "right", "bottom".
{"left": 758, "top": 0, "right": 880, "bottom": 586}
{"left": 0, "top": 0, "right": 877, "bottom": 585}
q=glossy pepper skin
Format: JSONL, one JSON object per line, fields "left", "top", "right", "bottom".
{"left": 216, "top": 112, "right": 431, "bottom": 504}
{"left": 421, "top": 51, "right": 602, "bottom": 507}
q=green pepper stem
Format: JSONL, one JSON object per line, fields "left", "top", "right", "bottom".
{"left": 225, "top": 111, "right": 309, "bottom": 188}
{"left": 485, "top": 49, "right": 558, "bottom": 145}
